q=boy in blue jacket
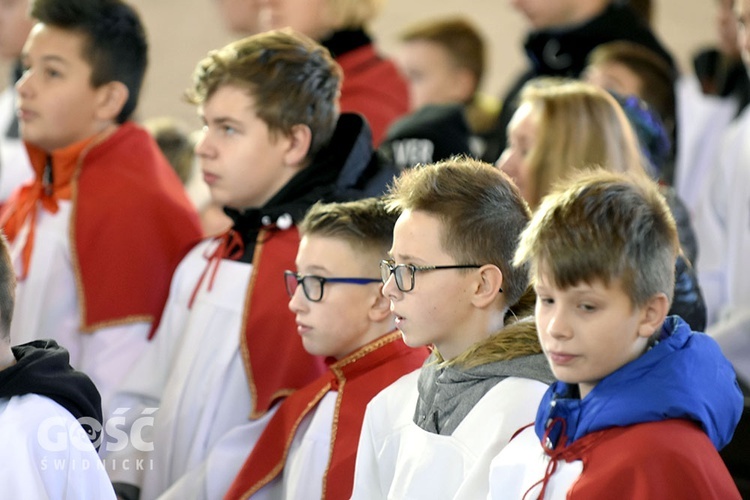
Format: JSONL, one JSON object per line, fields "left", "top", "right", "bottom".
{"left": 489, "top": 170, "right": 742, "bottom": 499}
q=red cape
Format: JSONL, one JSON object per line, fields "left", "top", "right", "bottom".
{"left": 552, "top": 420, "right": 741, "bottom": 499}
{"left": 226, "top": 332, "right": 429, "bottom": 500}
{"left": 239, "top": 226, "right": 329, "bottom": 418}
{"left": 1, "top": 123, "right": 202, "bottom": 331}
{"left": 337, "top": 43, "right": 409, "bottom": 146}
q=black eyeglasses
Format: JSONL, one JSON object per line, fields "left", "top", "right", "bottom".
{"left": 284, "top": 271, "right": 381, "bottom": 302}
{"left": 379, "top": 260, "right": 481, "bottom": 292}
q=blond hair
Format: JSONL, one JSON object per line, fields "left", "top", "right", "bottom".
{"left": 519, "top": 78, "right": 647, "bottom": 207}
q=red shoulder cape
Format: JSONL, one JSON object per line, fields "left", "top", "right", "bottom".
{"left": 558, "top": 420, "right": 741, "bottom": 499}
{"left": 225, "top": 332, "right": 429, "bottom": 500}
{"left": 0, "top": 123, "right": 202, "bottom": 331}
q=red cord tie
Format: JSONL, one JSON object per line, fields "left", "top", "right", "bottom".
{"left": 523, "top": 416, "right": 568, "bottom": 500}
{"left": 188, "top": 229, "right": 244, "bottom": 308}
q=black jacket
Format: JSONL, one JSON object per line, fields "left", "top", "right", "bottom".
{"left": 0, "top": 339, "right": 103, "bottom": 433}
{"left": 487, "top": 3, "right": 676, "bottom": 162}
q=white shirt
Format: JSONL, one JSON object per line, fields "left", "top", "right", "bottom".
{"left": 0, "top": 393, "right": 116, "bottom": 499}
{"left": 691, "top": 104, "right": 750, "bottom": 381}
{"left": 351, "top": 370, "right": 548, "bottom": 499}
{"left": 106, "top": 239, "right": 274, "bottom": 499}
{"left": 8, "top": 201, "right": 150, "bottom": 416}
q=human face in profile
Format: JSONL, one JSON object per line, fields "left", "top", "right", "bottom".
{"left": 16, "top": 24, "right": 112, "bottom": 152}
{"left": 195, "top": 85, "right": 301, "bottom": 209}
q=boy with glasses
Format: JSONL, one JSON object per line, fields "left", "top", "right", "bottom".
{"left": 106, "top": 29, "right": 391, "bottom": 500}
{"left": 225, "top": 198, "right": 428, "bottom": 499}
{"left": 351, "top": 157, "right": 555, "bottom": 499}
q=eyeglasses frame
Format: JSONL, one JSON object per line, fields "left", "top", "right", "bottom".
{"left": 379, "top": 260, "right": 483, "bottom": 293}
{"left": 284, "top": 270, "right": 381, "bottom": 302}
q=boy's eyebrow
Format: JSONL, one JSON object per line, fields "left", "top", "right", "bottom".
{"left": 207, "top": 116, "right": 243, "bottom": 128}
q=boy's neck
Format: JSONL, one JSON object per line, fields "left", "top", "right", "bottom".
{"left": 435, "top": 309, "right": 505, "bottom": 361}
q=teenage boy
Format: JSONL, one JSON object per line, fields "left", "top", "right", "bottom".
{"left": 351, "top": 158, "right": 554, "bottom": 499}
{"left": 0, "top": 0, "right": 201, "bottom": 412}
{"left": 223, "top": 198, "right": 428, "bottom": 500}
{"left": 489, "top": 170, "right": 742, "bottom": 498}
{"left": 0, "top": 233, "right": 114, "bottom": 497}
{"left": 489, "top": 0, "right": 675, "bottom": 162}
{"left": 107, "top": 29, "right": 386, "bottom": 499}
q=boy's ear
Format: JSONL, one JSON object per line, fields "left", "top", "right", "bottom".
{"left": 283, "top": 124, "right": 312, "bottom": 167}
{"left": 368, "top": 285, "right": 393, "bottom": 323}
{"left": 471, "top": 264, "right": 504, "bottom": 308}
{"left": 95, "top": 81, "right": 129, "bottom": 122}
{"left": 637, "top": 292, "right": 670, "bottom": 338}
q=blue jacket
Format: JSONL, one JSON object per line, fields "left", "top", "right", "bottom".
{"left": 535, "top": 316, "right": 743, "bottom": 450}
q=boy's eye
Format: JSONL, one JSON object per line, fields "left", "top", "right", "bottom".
{"left": 578, "top": 303, "right": 597, "bottom": 312}
{"left": 537, "top": 297, "right": 553, "bottom": 306}
{"left": 44, "top": 68, "right": 62, "bottom": 78}
{"left": 221, "top": 125, "right": 236, "bottom": 136}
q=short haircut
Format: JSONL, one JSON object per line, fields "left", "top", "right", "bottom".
{"left": 515, "top": 169, "right": 678, "bottom": 307}
{"left": 326, "top": 0, "right": 384, "bottom": 29}
{"left": 299, "top": 197, "right": 397, "bottom": 259}
{"left": 31, "top": 0, "right": 148, "bottom": 124}
{"left": 0, "top": 233, "right": 16, "bottom": 340}
{"left": 187, "top": 29, "right": 342, "bottom": 162}
{"left": 400, "top": 16, "right": 485, "bottom": 93}
{"left": 586, "top": 41, "right": 676, "bottom": 133}
{"left": 518, "top": 78, "right": 646, "bottom": 207}
{"left": 386, "top": 157, "right": 532, "bottom": 308}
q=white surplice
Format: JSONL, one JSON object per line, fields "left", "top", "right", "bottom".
{"left": 351, "top": 371, "right": 548, "bottom": 499}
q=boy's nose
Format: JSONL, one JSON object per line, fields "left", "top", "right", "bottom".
{"left": 194, "top": 129, "right": 215, "bottom": 158}
{"left": 287, "top": 284, "right": 307, "bottom": 313}
{"left": 545, "top": 310, "right": 572, "bottom": 340}
{"left": 15, "top": 70, "right": 33, "bottom": 97}
{"left": 381, "top": 272, "right": 400, "bottom": 300}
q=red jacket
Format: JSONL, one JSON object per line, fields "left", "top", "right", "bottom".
{"left": 337, "top": 43, "right": 409, "bottom": 146}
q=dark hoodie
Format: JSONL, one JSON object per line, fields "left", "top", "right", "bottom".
{"left": 0, "top": 339, "right": 103, "bottom": 435}
{"left": 488, "top": 3, "right": 676, "bottom": 162}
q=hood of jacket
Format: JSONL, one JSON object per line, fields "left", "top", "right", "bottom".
{"left": 0, "top": 339, "right": 102, "bottom": 426}
{"left": 536, "top": 316, "right": 743, "bottom": 450}
{"left": 414, "top": 315, "right": 555, "bottom": 435}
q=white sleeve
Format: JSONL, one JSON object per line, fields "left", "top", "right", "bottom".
{"left": 101, "top": 253, "right": 195, "bottom": 486}
{"left": 158, "top": 406, "right": 278, "bottom": 500}
{"left": 350, "top": 402, "right": 386, "bottom": 500}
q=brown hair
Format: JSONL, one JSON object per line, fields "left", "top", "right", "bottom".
{"left": 400, "top": 16, "right": 486, "bottom": 95}
{"left": 187, "top": 29, "right": 342, "bottom": 161}
{"left": 586, "top": 40, "right": 676, "bottom": 134}
{"left": 515, "top": 169, "right": 678, "bottom": 306}
{"left": 386, "top": 157, "right": 532, "bottom": 308}
{"left": 300, "top": 197, "right": 398, "bottom": 258}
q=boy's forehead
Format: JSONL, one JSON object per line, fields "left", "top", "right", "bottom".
{"left": 200, "top": 85, "right": 257, "bottom": 117}
{"left": 24, "top": 23, "right": 88, "bottom": 62}
{"left": 297, "top": 234, "right": 375, "bottom": 273}
{"left": 391, "top": 209, "right": 447, "bottom": 259}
